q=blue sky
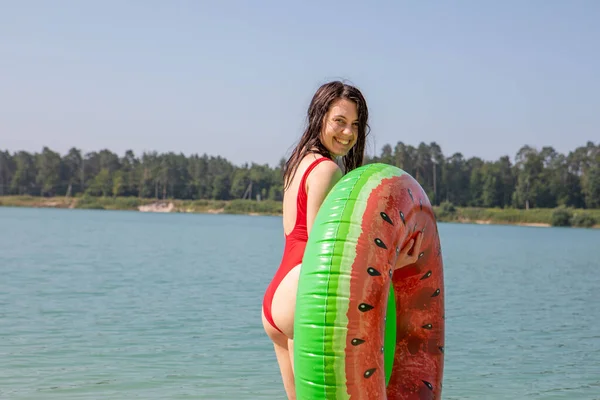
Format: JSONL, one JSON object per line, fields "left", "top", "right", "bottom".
{"left": 1, "top": 0, "right": 598, "bottom": 167}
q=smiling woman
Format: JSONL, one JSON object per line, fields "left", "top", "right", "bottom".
{"left": 260, "top": 81, "right": 424, "bottom": 399}
{"left": 281, "top": 81, "right": 370, "bottom": 192}
{"left": 320, "top": 98, "right": 360, "bottom": 157}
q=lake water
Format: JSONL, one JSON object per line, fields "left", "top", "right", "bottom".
{"left": 1, "top": 207, "right": 599, "bottom": 399}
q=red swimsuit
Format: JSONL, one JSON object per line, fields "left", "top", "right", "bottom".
{"left": 262, "top": 157, "right": 331, "bottom": 333}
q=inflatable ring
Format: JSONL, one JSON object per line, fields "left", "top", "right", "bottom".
{"left": 294, "top": 163, "right": 445, "bottom": 399}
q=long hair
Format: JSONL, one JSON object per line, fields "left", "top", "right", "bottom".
{"left": 282, "top": 81, "right": 370, "bottom": 189}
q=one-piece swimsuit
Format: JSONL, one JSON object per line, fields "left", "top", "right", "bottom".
{"left": 262, "top": 157, "right": 331, "bottom": 333}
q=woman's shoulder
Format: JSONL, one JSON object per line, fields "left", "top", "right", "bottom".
{"left": 300, "top": 154, "right": 340, "bottom": 175}
{"left": 284, "top": 154, "right": 341, "bottom": 192}
{"left": 303, "top": 155, "right": 343, "bottom": 187}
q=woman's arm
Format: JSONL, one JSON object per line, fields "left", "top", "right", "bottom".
{"left": 305, "top": 161, "right": 343, "bottom": 236}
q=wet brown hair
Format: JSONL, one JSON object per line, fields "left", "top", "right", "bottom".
{"left": 282, "top": 80, "right": 370, "bottom": 189}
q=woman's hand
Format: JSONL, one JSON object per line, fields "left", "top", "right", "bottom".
{"left": 394, "top": 231, "right": 424, "bottom": 271}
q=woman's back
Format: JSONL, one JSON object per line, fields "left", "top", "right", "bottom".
{"left": 282, "top": 154, "right": 342, "bottom": 240}
{"left": 261, "top": 153, "right": 341, "bottom": 339}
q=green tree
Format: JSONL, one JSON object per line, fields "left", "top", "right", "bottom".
{"left": 0, "top": 141, "right": 597, "bottom": 211}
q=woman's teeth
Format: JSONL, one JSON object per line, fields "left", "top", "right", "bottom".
{"left": 335, "top": 138, "right": 349, "bottom": 145}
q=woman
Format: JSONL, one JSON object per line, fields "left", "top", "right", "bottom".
{"left": 261, "top": 81, "right": 423, "bottom": 399}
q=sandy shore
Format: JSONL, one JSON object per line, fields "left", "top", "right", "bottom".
{"left": 138, "top": 202, "right": 174, "bottom": 213}
{"left": 468, "top": 219, "right": 551, "bottom": 228}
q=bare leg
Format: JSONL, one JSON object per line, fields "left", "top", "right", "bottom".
{"left": 273, "top": 339, "right": 296, "bottom": 400}
{"left": 262, "top": 310, "right": 296, "bottom": 400}
{"left": 262, "top": 264, "right": 302, "bottom": 399}
{"left": 288, "top": 338, "right": 295, "bottom": 376}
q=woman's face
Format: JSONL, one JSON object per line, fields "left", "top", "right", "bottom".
{"left": 320, "top": 98, "right": 359, "bottom": 158}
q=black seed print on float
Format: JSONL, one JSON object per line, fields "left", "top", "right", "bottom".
{"left": 399, "top": 211, "right": 406, "bottom": 225}
{"left": 364, "top": 368, "right": 376, "bottom": 379}
{"left": 374, "top": 238, "right": 387, "bottom": 249}
{"left": 420, "top": 270, "right": 432, "bottom": 280}
{"left": 380, "top": 211, "right": 393, "bottom": 225}
{"left": 422, "top": 380, "right": 433, "bottom": 391}
{"left": 439, "top": 346, "right": 444, "bottom": 353}
{"left": 351, "top": 338, "right": 365, "bottom": 346}
{"left": 432, "top": 288, "right": 441, "bottom": 297}
{"left": 358, "top": 303, "right": 374, "bottom": 312}
{"left": 422, "top": 324, "right": 433, "bottom": 330}
{"left": 367, "top": 267, "right": 381, "bottom": 276}
{"left": 419, "top": 198, "right": 423, "bottom": 210}
{"left": 407, "top": 188, "right": 414, "bottom": 202}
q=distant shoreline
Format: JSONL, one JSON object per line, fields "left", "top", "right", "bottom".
{"left": 1, "top": 195, "right": 598, "bottom": 229}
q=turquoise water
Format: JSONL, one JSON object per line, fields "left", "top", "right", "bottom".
{"left": 1, "top": 207, "right": 599, "bottom": 399}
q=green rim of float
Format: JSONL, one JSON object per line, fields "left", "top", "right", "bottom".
{"left": 293, "top": 163, "right": 445, "bottom": 399}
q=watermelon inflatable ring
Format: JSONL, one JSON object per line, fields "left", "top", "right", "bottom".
{"left": 294, "top": 163, "right": 445, "bottom": 399}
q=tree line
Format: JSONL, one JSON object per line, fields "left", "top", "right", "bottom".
{"left": 0, "top": 141, "right": 598, "bottom": 209}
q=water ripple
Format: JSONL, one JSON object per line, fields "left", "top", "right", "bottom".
{"left": 1, "top": 208, "right": 599, "bottom": 399}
